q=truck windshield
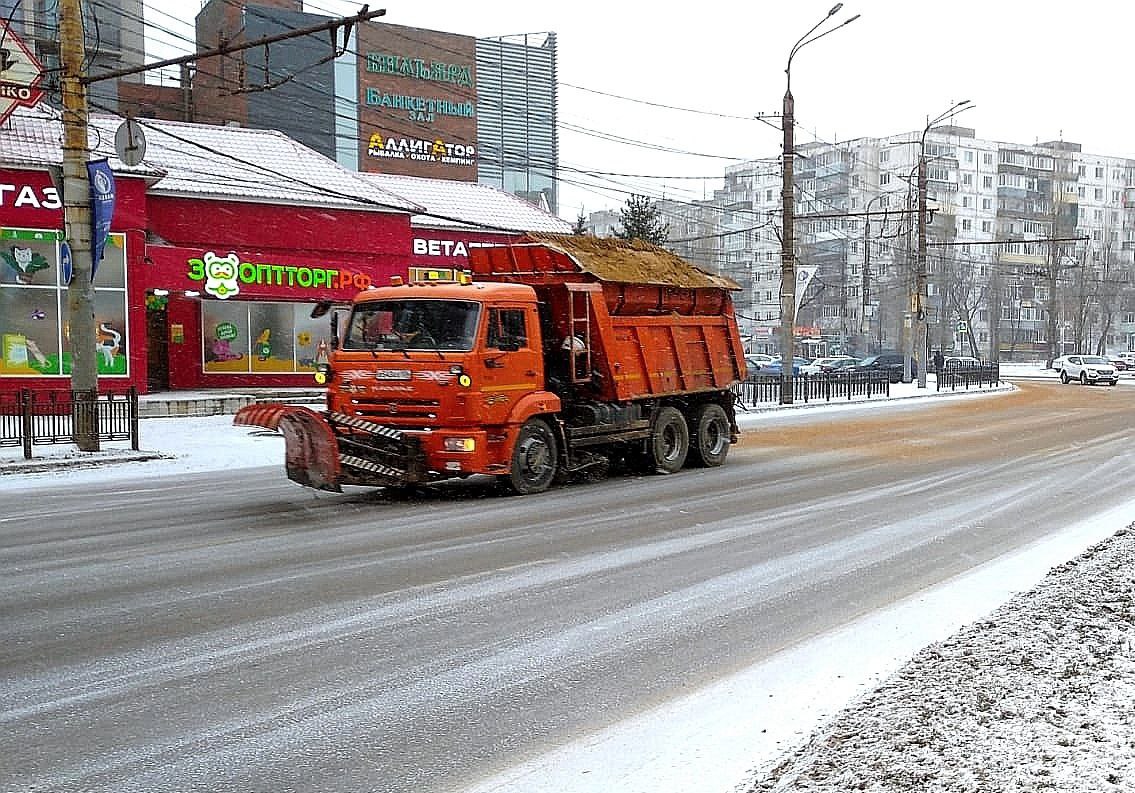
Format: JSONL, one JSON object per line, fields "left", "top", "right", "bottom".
{"left": 343, "top": 299, "right": 481, "bottom": 352}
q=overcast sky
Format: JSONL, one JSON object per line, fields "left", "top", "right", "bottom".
{"left": 150, "top": 1, "right": 1135, "bottom": 221}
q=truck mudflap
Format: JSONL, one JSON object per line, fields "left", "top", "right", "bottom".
{"left": 234, "top": 405, "right": 426, "bottom": 492}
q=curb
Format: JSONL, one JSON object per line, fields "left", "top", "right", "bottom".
{"left": 0, "top": 450, "right": 171, "bottom": 476}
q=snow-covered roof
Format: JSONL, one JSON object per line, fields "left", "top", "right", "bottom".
{"left": 1, "top": 106, "right": 421, "bottom": 213}
{"left": 358, "top": 172, "right": 572, "bottom": 234}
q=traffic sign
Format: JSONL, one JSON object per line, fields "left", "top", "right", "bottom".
{"left": 115, "top": 118, "right": 147, "bottom": 166}
{"left": 0, "top": 21, "right": 46, "bottom": 126}
{"left": 957, "top": 321, "right": 969, "bottom": 333}
{"left": 60, "top": 241, "right": 73, "bottom": 285}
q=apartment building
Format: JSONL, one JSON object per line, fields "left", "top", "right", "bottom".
{"left": 648, "top": 127, "right": 1135, "bottom": 359}
{"left": 3, "top": 0, "right": 146, "bottom": 107}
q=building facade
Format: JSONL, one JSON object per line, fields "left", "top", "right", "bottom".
{"left": 189, "top": 1, "right": 557, "bottom": 213}
{"left": 0, "top": 106, "right": 569, "bottom": 394}
{"left": 4, "top": 0, "right": 146, "bottom": 108}
{"left": 642, "top": 128, "right": 1135, "bottom": 359}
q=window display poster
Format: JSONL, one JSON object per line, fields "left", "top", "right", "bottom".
{"left": 202, "top": 300, "right": 249, "bottom": 373}
{"left": 1, "top": 235, "right": 57, "bottom": 286}
{"left": 248, "top": 303, "right": 295, "bottom": 374}
{"left": 0, "top": 287, "right": 61, "bottom": 374}
{"left": 60, "top": 291, "right": 128, "bottom": 376}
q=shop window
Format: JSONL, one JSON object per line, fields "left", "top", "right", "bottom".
{"left": 248, "top": 303, "right": 296, "bottom": 373}
{"left": 93, "top": 234, "right": 127, "bottom": 289}
{"left": 202, "top": 301, "right": 251, "bottom": 373}
{"left": 0, "top": 229, "right": 128, "bottom": 377}
{"left": 0, "top": 285, "right": 62, "bottom": 375}
{"left": 294, "top": 304, "right": 334, "bottom": 371}
{"left": 203, "top": 300, "right": 347, "bottom": 374}
{"left": 62, "top": 290, "right": 128, "bottom": 376}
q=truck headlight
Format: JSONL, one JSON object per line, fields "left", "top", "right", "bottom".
{"left": 444, "top": 437, "right": 476, "bottom": 452}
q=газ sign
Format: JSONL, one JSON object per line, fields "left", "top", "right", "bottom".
{"left": 0, "top": 22, "right": 46, "bottom": 125}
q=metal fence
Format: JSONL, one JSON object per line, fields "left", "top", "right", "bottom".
{"left": 0, "top": 389, "right": 140, "bottom": 459}
{"left": 935, "top": 363, "right": 1001, "bottom": 391}
{"left": 733, "top": 371, "right": 893, "bottom": 406}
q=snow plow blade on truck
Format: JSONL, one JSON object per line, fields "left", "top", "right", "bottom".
{"left": 234, "top": 404, "right": 426, "bottom": 492}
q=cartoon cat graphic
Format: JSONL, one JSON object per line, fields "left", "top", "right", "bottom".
{"left": 96, "top": 322, "right": 121, "bottom": 367}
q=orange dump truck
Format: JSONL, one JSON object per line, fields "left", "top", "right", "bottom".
{"left": 235, "top": 234, "right": 746, "bottom": 494}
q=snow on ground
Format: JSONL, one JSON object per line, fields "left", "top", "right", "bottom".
{"left": 3, "top": 362, "right": 1133, "bottom": 793}
{"left": 742, "top": 525, "right": 1135, "bottom": 793}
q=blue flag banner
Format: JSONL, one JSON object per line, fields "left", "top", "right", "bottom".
{"left": 86, "top": 158, "right": 116, "bottom": 278}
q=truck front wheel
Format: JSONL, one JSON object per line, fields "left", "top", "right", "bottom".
{"left": 505, "top": 418, "right": 558, "bottom": 495}
{"left": 649, "top": 406, "right": 689, "bottom": 474}
{"left": 688, "top": 403, "right": 730, "bottom": 468}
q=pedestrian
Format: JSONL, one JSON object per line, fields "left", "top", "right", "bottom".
{"left": 933, "top": 349, "right": 944, "bottom": 374}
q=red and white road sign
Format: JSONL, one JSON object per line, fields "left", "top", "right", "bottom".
{"left": 0, "top": 21, "right": 46, "bottom": 125}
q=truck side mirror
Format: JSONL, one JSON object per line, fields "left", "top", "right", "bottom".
{"left": 310, "top": 300, "right": 333, "bottom": 318}
{"left": 330, "top": 310, "right": 341, "bottom": 350}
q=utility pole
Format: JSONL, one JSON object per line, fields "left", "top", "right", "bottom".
{"left": 1045, "top": 155, "right": 1066, "bottom": 366}
{"left": 60, "top": 0, "right": 99, "bottom": 450}
{"left": 779, "top": 84, "right": 796, "bottom": 404}
{"left": 778, "top": 4, "right": 860, "bottom": 404}
{"left": 914, "top": 148, "right": 928, "bottom": 387}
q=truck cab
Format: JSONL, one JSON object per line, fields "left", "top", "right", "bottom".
{"left": 324, "top": 277, "right": 562, "bottom": 483}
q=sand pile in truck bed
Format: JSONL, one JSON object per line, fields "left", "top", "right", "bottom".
{"left": 526, "top": 234, "right": 741, "bottom": 291}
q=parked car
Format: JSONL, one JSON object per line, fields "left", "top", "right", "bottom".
{"left": 744, "top": 353, "right": 776, "bottom": 376}
{"left": 800, "top": 355, "right": 857, "bottom": 375}
{"left": 1107, "top": 355, "right": 1128, "bottom": 371}
{"left": 760, "top": 356, "right": 812, "bottom": 376}
{"left": 818, "top": 357, "right": 861, "bottom": 374}
{"left": 942, "top": 355, "right": 982, "bottom": 369}
{"left": 856, "top": 352, "right": 916, "bottom": 383}
{"left": 1058, "top": 354, "right": 1118, "bottom": 386}
{"left": 1114, "top": 351, "right": 1135, "bottom": 366}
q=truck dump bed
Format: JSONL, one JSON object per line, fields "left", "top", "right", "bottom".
{"left": 470, "top": 235, "right": 746, "bottom": 402}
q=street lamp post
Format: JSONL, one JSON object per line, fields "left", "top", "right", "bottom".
{"left": 915, "top": 99, "right": 972, "bottom": 388}
{"left": 779, "top": 4, "right": 859, "bottom": 404}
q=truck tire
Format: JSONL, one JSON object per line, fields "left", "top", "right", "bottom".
{"left": 649, "top": 406, "right": 689, "bottom": 474}
{"left": 688, "top": 403, "right": 730, "bottom": 468}
{"left": 506, "top": 418, "right": 558, "bottom": 495}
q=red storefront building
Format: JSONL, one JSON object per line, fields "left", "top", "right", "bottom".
{"left": 0, "top": 108, "right": 570, "bottom": 395}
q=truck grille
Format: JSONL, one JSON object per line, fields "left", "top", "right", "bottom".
{"left": 347, "top": 397, "right": 441, "bottom": 427}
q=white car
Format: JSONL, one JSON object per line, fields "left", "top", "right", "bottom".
{"left": 1058, "top": 354, "right": 1118, "bottom": 386}
{"left": 800, "top": 356, "right": 856, "bottom": 375}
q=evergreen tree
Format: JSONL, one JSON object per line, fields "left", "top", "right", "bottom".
{"left": 572, "top": 209, "right": 588, "bottom": 235}
{"left": 616, "top": 194, "right": 669, "bottom": 245}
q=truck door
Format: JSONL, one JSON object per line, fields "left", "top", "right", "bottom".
{"left": 479, "top": 305, "right": 542, "bottom": 426}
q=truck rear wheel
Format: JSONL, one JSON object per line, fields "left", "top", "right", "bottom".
{"left": 649, "top": 406, "right": 689, "bottom": 474}
{"left": 688, "top": 403, "right": 730, "bottom": 468}
{"left": 506, "top": 418, "right": 558, "bottom": 495}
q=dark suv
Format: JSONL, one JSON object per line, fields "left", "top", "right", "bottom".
{"left": 856, "top": 352, "right": 916, "bottom": 383}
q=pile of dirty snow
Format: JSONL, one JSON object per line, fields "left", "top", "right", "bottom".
{"left": 742, "top": 526, "right": 1135, "bottom": 792}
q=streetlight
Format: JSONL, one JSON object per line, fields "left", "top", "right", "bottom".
{"left": 779, "top": 4, "right": 860, "bottom": 404}
{"left": 913, "top": 99, "right": 973, "bottom": 388}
